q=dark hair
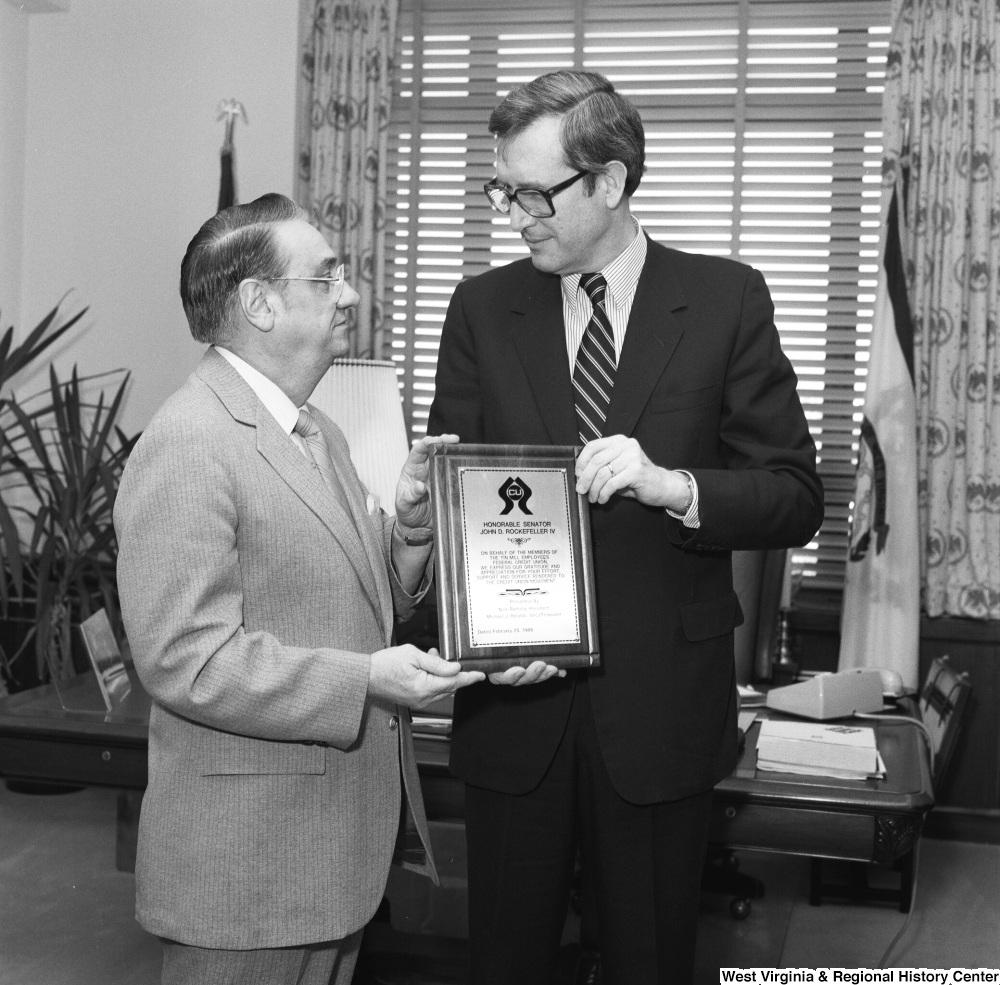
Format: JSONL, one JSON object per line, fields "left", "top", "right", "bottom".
{"left": 179, "top": 193, "right": 307, "bottom": 344}
{"left": 488, "top": 71, "right": 646, "bottom": 197}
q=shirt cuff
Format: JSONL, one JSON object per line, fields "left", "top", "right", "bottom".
{"left": 665, "top": 470, "right": 700, "bottom": 529}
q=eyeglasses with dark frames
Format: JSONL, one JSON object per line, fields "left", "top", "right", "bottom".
{"left": 483, "top": 170, "right": 591, "bottom": 218}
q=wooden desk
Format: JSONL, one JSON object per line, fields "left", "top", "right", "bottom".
{"left": 0, "top": 674, "right": 933, "bottom": 872}
{"left": 0, "top": 669, "right": 149, "bottom": 790}
{"left": 710, "top": 709, "right": 933, "bottom": 867}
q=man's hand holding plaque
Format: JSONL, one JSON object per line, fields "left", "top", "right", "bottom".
{"left": 575, "top": 434, "right": 693, "bottom": 513}
{"left": 394, "top": 433, "right": 461, "bottom": 537}
{"left": 488, "top": 660, "right": 567, "bottom": 686}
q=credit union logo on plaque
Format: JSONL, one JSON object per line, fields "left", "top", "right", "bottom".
{"left": 498, "top": 476, "right": 533, "bottom": 515}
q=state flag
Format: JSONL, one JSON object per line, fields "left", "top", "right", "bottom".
{"left": 838, "top": 177, "right": 920, "bottom": 688}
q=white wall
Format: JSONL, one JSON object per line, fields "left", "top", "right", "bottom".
{"left": 0, "top": 2, "right": 29, "bottom": 337}
{"left": 18, "top": 0, "right": 301, "bottom": 434}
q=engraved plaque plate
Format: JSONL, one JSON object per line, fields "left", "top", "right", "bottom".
{"left": 430, "top": 444, "right": 599, "bottom": 672}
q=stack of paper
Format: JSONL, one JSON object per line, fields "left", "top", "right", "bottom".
{"left": 737, "top": 684, "right": 765, "bottom": 708}
{"left": 756, "top": 719, "right": 883, "bottom": 780}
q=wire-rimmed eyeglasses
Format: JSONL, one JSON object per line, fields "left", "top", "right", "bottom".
{"left": 483, "top": 170, "right": 590, "bottom": 218}
{"left": 271, "top": 263, "right": 346, "bottom": 301}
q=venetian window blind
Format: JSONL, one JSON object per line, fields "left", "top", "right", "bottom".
{"left": 387, "top": 0, "right": 891, "bottom": 608}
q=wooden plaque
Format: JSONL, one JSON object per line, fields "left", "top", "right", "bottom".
{"left": 430, "top": 443, "right": 600, "bottom": 672}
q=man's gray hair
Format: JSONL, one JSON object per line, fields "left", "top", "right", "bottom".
{"left": 488, "top": 71, "right": 646, "bottom": 196}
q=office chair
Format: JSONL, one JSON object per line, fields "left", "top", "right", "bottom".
{"left": 733, "top": 548, "right": 788, "bottom": 685}
{"left": 808, "top": 654, "right": 971, "bottom": 913}
{"left": 919, "top": 655, "right": 972, "bottom": 791}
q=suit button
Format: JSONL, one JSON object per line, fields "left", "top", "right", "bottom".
{"left": 389, "top": 715, "right": 399, "bottom": 730}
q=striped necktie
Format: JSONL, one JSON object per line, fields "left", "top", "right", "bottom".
{"left": 294, "top": 408, "right": 347, "bottom": 505}
{"left": 573, "top": 272, "right": 617, "bottom": 444}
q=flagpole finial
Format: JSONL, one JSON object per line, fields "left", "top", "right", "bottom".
{"left": 217, "top": 99, "right": 249, "bottom": 149}
{"left": 216, "top": 100, "right": 247, "bottom": 212}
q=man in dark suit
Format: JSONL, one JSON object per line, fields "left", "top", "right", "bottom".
{"left": 427, "top": 72, "right": 823, "bottom": 984}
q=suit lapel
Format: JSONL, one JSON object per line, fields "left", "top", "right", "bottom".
{"left": 509, "top": 268, "right": 579, "bottom": 445}
{"left": 255, "top": 414, "right": 383, "bottom": 613}
{"left": 197, "top": 351, "right": 383, "bottom": 623}
{"left": 604, "top": 240, "right": 688, "bottom": 438}
{"left": 312, "top": 409, "right": 394, "bottom": 634}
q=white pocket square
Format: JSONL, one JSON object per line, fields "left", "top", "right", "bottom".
{"left": 366, "top": 493, "right": 381, "bottom": 516}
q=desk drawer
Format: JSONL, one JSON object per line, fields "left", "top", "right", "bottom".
{"left": 0, "top": 737, "right": 147, "bottom": 789}
{"left": 709, "top": 803, "right": 874, "bottom": 862}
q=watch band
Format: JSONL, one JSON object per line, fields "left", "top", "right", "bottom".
{"left": 396, "top": 523, "right": 433, "bottom": 546}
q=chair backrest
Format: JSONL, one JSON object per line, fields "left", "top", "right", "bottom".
{"left": 918, "top": 654, "right": 971, "bottom": 791}
{"left": 307, "top": 359, "right": 409, "bottom": 514}
{"left": 732, "top": 548, "right": 787, "bottom": 683}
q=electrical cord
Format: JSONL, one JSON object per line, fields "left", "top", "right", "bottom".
{"left": 876, "top": 836, "right": 921, "bottom": 969}
{"left": 853, "top": 710, "right": 935, "bottom": 776}
{"left": 848, "top": 710, "right": 931, "bottom": 969}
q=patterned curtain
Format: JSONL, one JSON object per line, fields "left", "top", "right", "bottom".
{"left": 882, "top": 0, "right": 1000, "bottom": 619}
{"left": 297, "top": 0, "right": 399, "bottom": 359}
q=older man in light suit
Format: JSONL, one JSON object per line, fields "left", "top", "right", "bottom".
{"left": 114, "top": 193, "right": 483, "bottom": 985}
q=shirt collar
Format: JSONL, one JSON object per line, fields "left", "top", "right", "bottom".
{"left": 214, "top": 345, "right": 301, "bottom": 436}
{"left": 562, "top": 216, "right": 647, "bottom": 312}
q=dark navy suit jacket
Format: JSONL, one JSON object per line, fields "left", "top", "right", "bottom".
{"left": 428, "top": 237, "right": 823, "bottom": 805}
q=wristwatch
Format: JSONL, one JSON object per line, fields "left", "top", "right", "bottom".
{"left": 395, "top": 522, "right": 433, "bottom": 546}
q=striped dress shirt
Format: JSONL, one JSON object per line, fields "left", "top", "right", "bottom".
{"left": 561, "top": 219, "right": 648, "bottom": 368}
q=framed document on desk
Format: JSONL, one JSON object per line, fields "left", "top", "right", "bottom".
{"left": 430, "top": 443, "right": 599, "bottom": 672}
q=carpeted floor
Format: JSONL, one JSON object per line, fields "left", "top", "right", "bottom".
{"left": 1, "top": 783, "right": 997, "bottom": 985}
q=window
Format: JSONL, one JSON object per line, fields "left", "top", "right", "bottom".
{"left": 388, "top": 0, "right": 891, "bottom": 610}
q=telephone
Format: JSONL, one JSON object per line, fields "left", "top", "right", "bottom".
{"left": 765, "top": 668, "right": 891, "bottom": 720}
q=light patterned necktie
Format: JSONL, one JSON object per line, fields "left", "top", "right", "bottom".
{"left": 573, "top": 272, "right": 617, "bottom": 444}
{"left": 294, "top": 407, "right": 347, "bottom": 505}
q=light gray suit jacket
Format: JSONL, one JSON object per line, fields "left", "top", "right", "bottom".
{"left": 114, "top": 348, "right": 436, "bottom": 949}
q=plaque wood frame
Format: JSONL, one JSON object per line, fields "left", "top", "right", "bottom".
{"left": 430, "top": 443, "right": 600, "bottom": 672}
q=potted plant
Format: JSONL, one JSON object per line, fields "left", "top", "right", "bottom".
{"left": 0, "top": 303, "right": 86, "bottom": 693}
{"left": 0, "top": 303, "right": 136, "bottom": 693}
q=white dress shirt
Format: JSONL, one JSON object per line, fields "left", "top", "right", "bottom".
{"left": 214, "top": 346, "right": 312, "bottom": 461}
{"left": 214, "top": 346, "right": 422, "bottom": 557}
{"left": 559, "top": 220, "right": 700, "bottom": 528}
